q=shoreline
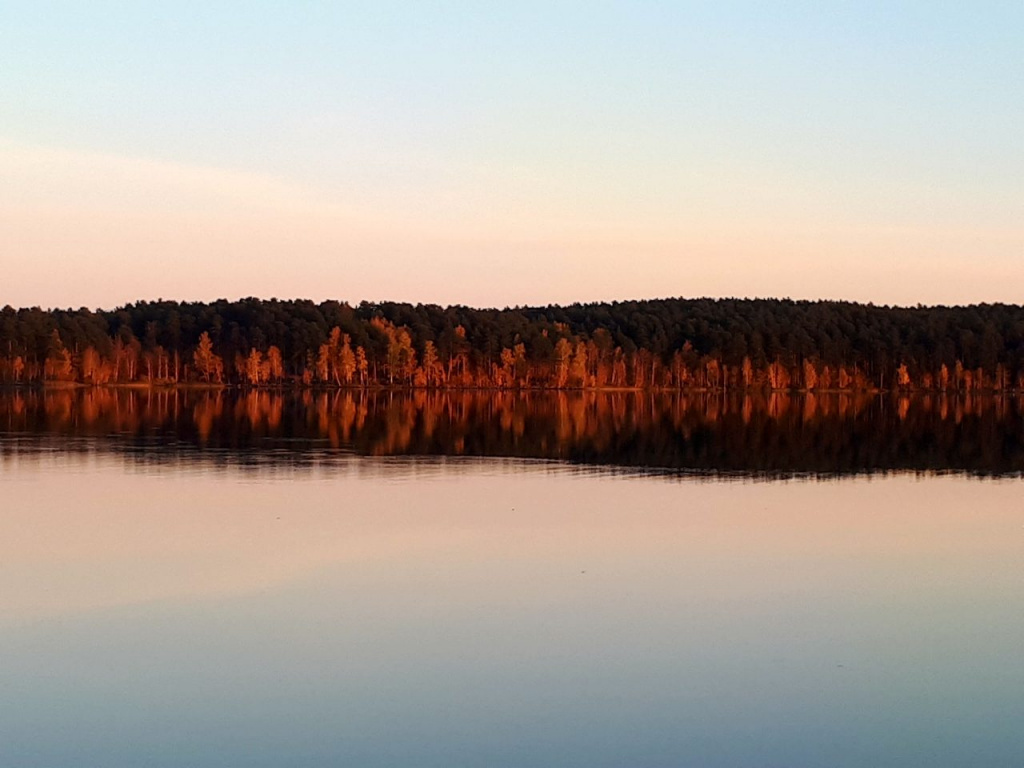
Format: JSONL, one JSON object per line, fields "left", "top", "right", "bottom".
{"left": 2, "top": 382, "right": 1022, "bottom": 396}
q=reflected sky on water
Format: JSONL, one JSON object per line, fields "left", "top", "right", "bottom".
{"left": 1, "top": 392, "right": 1024, "bottom": 766}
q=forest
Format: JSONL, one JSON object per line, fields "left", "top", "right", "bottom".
{"left": 2, "top": 297, "right": 1024, "bottom": 391}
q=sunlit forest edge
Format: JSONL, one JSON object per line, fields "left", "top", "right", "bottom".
{"left": 3, "top": 297, "right": 1024, "bottom": 392}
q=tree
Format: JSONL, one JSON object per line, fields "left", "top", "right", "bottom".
{"left": 266, "top": 346, "right": 284, "bottom": 382}
{"left": 499, "top": 347, "right": 516, "bottom": 388}
{"left": 355, "top": 346, "right": 368, "bottom": 386}
{"left": 570, "top": 341, "right": 588, "bottom": 388}
{"left": 44, "top": 331, "right": 74, "bottom": 381}
{"left": 246, "top": 348, "right": 263, "bottom": 385}
{"left": 802, "top": 359, "right": 818, "bottom": 391}
{"left": 193, "top": 332, "right": 223, "bottom": 383}
{"left": 554, "top": 338, "right": 572, "bottom": 388}
{"left": 422, "top": 340, "right": 441, "bottom": 387}
{"left": 339, "top": 334, "right": 356, "bottom": 384}
{"left": 81, "top": 346, "right": 109, "bottom": 384}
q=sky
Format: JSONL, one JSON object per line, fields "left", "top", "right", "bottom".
{"left": 1, "top": 1, "right": 1021, "bottom": 310}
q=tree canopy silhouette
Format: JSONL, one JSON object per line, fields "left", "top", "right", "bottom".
{"left": 2, "top": 297, "right": 1023, "bottom": 391}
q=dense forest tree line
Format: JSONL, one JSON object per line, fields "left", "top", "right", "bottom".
{"left": 2, "top": 297, "right": 1024, "bottom": 391}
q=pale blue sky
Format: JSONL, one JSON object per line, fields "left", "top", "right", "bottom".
{"left": 1, "top": 1, "right": 1021, "bottom": 309}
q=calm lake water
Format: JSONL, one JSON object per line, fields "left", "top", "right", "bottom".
{"left": 1, "top": 390, "right": 1023, "bottom": 767}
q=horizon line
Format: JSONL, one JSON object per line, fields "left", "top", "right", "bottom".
{"left": 6, "top": 294, "right": 1024, "bottom": 315}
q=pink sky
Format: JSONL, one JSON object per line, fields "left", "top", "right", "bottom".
{"left": 3, "top": 140, "right": 1020, "bottom": 310}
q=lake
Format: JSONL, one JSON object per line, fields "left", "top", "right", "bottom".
{"left": 1, "top": 389, "right": 1023, "bottom": 767}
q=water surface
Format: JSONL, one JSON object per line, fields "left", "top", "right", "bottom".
{"left": 1, "top": 390, "right": 1023, "bottom": 767}
{"left": 3, "top": 387, "right": 1024, "bottom": 476}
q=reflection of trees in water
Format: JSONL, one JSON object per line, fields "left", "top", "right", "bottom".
{"left": 1, "top": 388, "right": 1023, "bottom": 476}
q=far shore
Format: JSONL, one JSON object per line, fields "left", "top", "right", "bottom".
{"left": 3, "top": 382, "right": 1023, "bottom": 397}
